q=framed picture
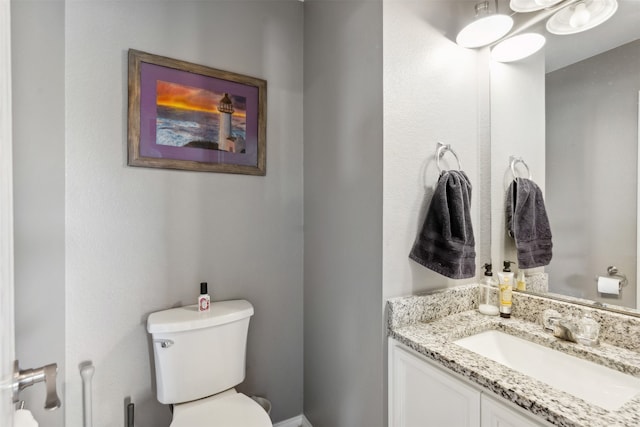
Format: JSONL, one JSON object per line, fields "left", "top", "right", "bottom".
{"left": 127, "top": 49, "right": 266, "bottom": 175}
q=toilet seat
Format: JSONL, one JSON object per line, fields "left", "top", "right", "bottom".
{"left": 170, "top": 391, "right": 272, "bottom": 427}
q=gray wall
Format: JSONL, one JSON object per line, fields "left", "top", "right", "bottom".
{"left": 12, "top": 2, "right": 488, "bottom": 426}
{"left": 13, "top": 1, "right": 304, "bottom": 426}
{"left": 303, "top": 0, "right": 384, "bottom": 426}
{"left": 546, "top": 40, "right": 640, "bottom": 307}
{"left": 12, "top": 1, "right": 65, "bottom": 426}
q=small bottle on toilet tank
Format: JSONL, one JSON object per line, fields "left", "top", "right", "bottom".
{"left": 198, "top": 282, "right": 210, "bottom": 312}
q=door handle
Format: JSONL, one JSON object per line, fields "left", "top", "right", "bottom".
{"left": 13, "top": 360, "right": 61, "bottom": 410}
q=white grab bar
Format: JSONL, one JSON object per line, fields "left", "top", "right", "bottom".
{"left": 80, "top": 364, "right": 95, "bottom": 427}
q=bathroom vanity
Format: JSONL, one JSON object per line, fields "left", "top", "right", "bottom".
{"left": 387, "top": 285, "right": 640, "bottom": 427}
{"left": 389, "top": 339, "right": 550, "bottom": 427}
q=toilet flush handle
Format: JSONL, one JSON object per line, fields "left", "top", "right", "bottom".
{"left": 154, "top": 339, "right": 174, "bottom": 348}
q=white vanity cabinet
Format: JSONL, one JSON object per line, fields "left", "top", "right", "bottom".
{"left": 389, "top": 339, "right": 551, "bottom": 427}
{"left": 480, "top": 393, "right": 545, "bottom": 427}
{"left": 389, "top": 338, "right": 481, "bottom": 427}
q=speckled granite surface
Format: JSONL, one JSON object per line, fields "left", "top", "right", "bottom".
{"left": 524, "top": 272, "right": 548, "bottom": 293}
{"left": 387, "top": 285, "right": 640, "bottom": 427}
{"left": 511, "top": 291, "right": 640, "bottom": 353}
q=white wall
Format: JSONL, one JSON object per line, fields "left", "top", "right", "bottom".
{"left": 12, "top": 1, "right": 65, "bottom": 426}
{"left": 490, "top": 52, "right": 546, "bottom": 271}
{"left": 63, "top": 1, "right": 303, "bottom": 426}
{"left": 383, "top": 0, "right": 490, "bottom": 300}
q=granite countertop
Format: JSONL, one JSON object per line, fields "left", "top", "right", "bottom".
{"left": 387, "top": 285, "right": 640, "bottom": 427}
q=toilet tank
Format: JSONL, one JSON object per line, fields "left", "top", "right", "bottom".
{"left": 147, "top": 300, "right": 254, "bottom": 404}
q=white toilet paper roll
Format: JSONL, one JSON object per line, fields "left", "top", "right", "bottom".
{"left": 13, "top": 409, "right": 39, "bottom": 427}
{"left": 597, "top": 276, "right": 620, "bottom": 295}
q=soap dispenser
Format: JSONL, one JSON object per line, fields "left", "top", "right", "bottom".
{"left": 478, "top": 263, "right": 499, "bottom": 316}
{"left": 516, "top": 269, "right": 527, "bottom": 291}
{"left": 498, "top": 261, "right": 515, "bottom": 318}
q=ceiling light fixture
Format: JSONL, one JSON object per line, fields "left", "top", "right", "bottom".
{"left": 491, "top": 33, "right": 547, "bottom": 62}
{"left": 456, "top": 1, "right": 514, "bottom": 49}
{"left": 546, "top": 0, "right": 618, "bottom": 35}
{"left": 456, "top": 0, "right": 619, "bottom": 63}
{"left": 510, "top": 0, "right": 564, "bottom": 13}
{"left": 509, "top": 0, "right": 562, "bottom": 13}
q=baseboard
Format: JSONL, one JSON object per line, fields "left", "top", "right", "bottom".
{"left": 273, "top": 414, "right": 313, "bottom": 427}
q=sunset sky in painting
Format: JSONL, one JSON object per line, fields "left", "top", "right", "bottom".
{"left": 156, "top": 80, "right": 246, "bottom": 117}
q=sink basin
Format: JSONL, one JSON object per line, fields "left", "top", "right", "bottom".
{"left": 454, "top": 330, "right": 640, "bottom": 411}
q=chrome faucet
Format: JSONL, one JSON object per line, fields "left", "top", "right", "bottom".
{"left": 542, "top": 312, "right": 575, "bottom": 340}
{"left": 542, "top": 310, "right": 600, "bottom": 346}
{"left": 549, "top": 318, "right": 579, "bottom": 342}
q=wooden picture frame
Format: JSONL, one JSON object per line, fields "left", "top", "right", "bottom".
{"left": 127, "top": 49, "right": 266, "bottom": 175}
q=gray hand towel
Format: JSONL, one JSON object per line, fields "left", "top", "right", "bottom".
{"left": 506, "top": 177, "right": 553, "bottom": 269}
{"left": 409, "top": 170, "right": 476, "bottom": 279}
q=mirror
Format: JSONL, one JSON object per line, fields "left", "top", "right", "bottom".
{"left": 491, "top": 1, "right": 640, "bottom": 313}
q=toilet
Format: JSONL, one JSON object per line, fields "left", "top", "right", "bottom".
{"left": 147, "top": 299, "right": 272, "bottom": 427}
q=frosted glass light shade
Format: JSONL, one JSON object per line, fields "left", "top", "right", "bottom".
{"left": 570, "top": 3, "right": 592, "bottom": 27}
{"left": 456, "top": 14, "right": 514, "bottom": 48}
{"left": 510, "top": 0, "right": 564, "bottom": 13}
{"left": 491, "top": 33, "right": 546, "bottom": 62}
{"left": 546, "top": 0, "right": 618, "bottom": 35}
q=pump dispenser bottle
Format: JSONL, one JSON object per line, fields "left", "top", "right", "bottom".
{"left": 198, "top": 282, "right": 210, "bottom": 312}
{"left": 498, "top": 261, "right": 514, "bottom": 318}
{"left": 516, "top": 269, "right": 527, "bottom": 291}
{"left": 479, "top": 263, "right": 499, "bottom": 316}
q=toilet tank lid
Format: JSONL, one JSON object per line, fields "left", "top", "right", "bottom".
{"left": 147, "top": 300, "right": 254, "bottom": 334}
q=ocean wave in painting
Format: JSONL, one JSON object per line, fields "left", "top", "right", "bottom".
{"left": 156, "top": 105, "right": 246, "bottom": 148}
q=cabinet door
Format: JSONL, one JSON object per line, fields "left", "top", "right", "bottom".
{"left": 481, "top": 394, "right": 546, "bottom": 427}
{"left": 389, "top": 340, "right": 481, "bottom": 427}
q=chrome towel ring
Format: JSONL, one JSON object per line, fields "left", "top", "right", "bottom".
{"left": 436, "top": 142, "right": 462, "bottom": 173}
{"left": 509, "top": 155, "right": 532, "bottom": 180}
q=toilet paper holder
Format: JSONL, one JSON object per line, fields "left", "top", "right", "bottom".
{"left": 594, "top": 265, "right": 628, "bottom": 290}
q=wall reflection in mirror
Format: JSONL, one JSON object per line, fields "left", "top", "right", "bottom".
{"left": 489, "top": 0, "right": 640, "bottom": 312}
{"left": 546, "top": 38, "right": 639, "bottom": 310}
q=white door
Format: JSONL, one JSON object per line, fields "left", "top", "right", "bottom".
{"left": 0, "top": 0, "right": 15, "bottom": 424}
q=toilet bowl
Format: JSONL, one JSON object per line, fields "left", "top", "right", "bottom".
{"left": 147, "top": 300, "right": 272, "bottom": 427}
{"left": 170, "top": 389, "right": 271, "bottom": 427}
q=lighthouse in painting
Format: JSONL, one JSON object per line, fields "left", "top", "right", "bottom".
{"left": 217, "top": 93, "right": 235, "bottom": 152}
